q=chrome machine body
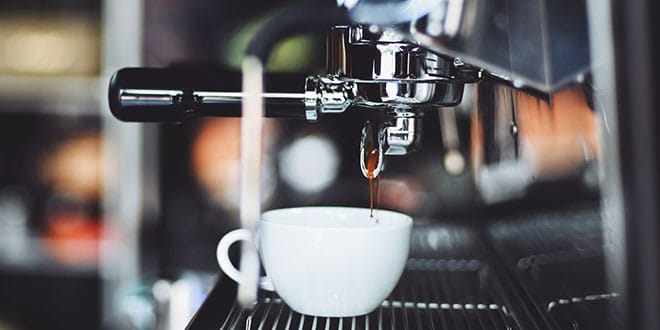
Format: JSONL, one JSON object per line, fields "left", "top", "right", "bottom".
{"left": 107, "top": 0, "right": 660, "bottom": 329}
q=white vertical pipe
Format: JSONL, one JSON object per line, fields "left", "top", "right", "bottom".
{"left": 586, "top": 0, "right": 626, "bottom": 322}
{"left": 100, "top": 0, "right": 144, "bottom": 326}
{"left": 237, "top": 56, "right": 264, "bottom": 307}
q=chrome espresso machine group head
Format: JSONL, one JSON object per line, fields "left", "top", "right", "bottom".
{"left": 109, "top": 25, "right": 481, "bottom": 163}
{"left": 108, "top": 0, "right": 590, "bottom": 182}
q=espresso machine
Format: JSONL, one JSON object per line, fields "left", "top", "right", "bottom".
{"left": 107, "top": 0, "right": 660, "bottom": 329}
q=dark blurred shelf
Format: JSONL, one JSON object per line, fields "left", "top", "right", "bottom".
{"left": 0, "top": 236, "right": 99, "bottom": 277}
{"left": 0, "top": 75, "right": 100, "bottom": 115}
{"left": 0, "top": 270, "right": 101, "bottom": 330}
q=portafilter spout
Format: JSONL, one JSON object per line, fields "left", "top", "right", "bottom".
{"left": 360, "top": 121, "right": 385, "bottom": 179}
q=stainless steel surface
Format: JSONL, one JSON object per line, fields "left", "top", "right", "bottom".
{"left": 471, "top": 82, "right": 524, "bottom": 204}
{"left": 425, "top": 0, "right": 465, "bottom": 39}
{"left": 408, "top": 0, "right": 591, "bottom": 92}
{"left": 110, "top": 22, "right": 486, "bottom": 156}
{"left": 304, "top": 77, "right": 320, "bottom": 121}
{"left": 319, "top": 24, "right": 481, "bottom": 156}
{"left": 351, "top": 81, "right": 464, "bottom": 108}
{"left": 384, "top": 114, "right": 421, "bottom": 155}
{"left": 340, "top": 0, "right": 441, "bottom": 25}
{"left": 119, "top": 89, "right": 179, "bottom": 106}
{"left": 304, "top": 75, "right": 354, "bottom": 121}
{"left": 438, "top": 107, "right": 466, "bottom": 175}
{"left": 119, "top": 89, "right": 306, "bottom": 107}
{"left": 359, "top": 121, "right": 384, "bottom": 178}
{"left": 328, "top": 25, "right": 480, "bottom": 83}
{"left": 198, "top": 92, "right": 306, "bottom": 104}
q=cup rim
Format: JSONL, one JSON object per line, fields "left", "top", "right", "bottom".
{"left": 260, "top": 206, "right": 412, "bottom": 230}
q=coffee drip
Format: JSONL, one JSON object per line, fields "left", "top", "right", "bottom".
{"left": 360, "top": 121, "right": 385, "bottom": 217}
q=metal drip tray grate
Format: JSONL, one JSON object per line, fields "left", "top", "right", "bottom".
{"left": 487, "top": 203, "right": 623, "bottom": 329}
{"left": 219, "top": 258, "right": 519, "bottom": 329}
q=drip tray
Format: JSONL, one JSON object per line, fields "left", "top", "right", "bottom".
{"left": 189, "top": 205, "right": 616, "bottom": 329}
{"left": 219, "top": 258, "right": 520, "bottom": 330}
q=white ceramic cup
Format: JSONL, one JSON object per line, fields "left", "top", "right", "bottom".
{"left": 216, "top": 206, "right": 413, "bottom": 317}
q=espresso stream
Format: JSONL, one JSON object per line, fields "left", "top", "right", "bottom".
{"left": 366, "top": 148, "right": 381, "bottom": 218}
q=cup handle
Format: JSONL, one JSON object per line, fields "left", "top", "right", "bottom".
{"left": 216, "top": 229, "right": 274, "bottom": 291}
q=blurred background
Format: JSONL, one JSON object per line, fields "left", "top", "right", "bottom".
{"left": 0, "top": 0, "right": 600, "bottom": 329}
